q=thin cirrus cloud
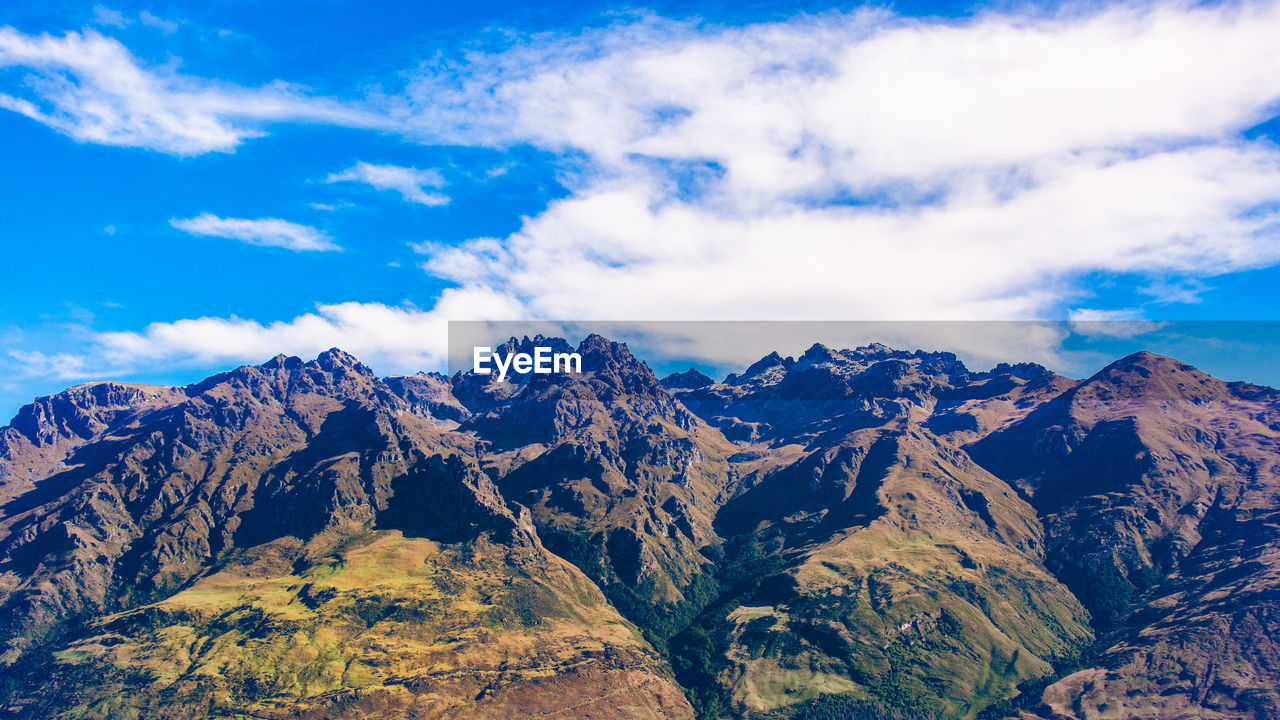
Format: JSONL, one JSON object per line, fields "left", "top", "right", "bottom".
{"left": 90, "top": 6, "right": 181, "bottom": 34}
{"left": 171, "top": 213, "right": 339, "bottom": 252}
{"left": 5, "top": 1, "right": 1280, "bottom": 381}
{"left": 325, "top": 162, "right": 450, "bottom": 206}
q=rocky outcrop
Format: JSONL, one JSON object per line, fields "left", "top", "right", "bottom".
{"left": 676, "top": 343, "right": 1064, "bottom": 445}
{"left": 384, "top": 371, "right": 472, "bottom": 424}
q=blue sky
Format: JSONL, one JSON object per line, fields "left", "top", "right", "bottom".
{"left": 3, "top": 0, "right": 1280, "bottom": 421}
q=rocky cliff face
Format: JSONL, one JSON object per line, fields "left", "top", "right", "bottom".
{"left": 2, "top": 341, "right": 1278, "bottom": 720}
{"left": 0, "top": 382, "right": 188, "bottom": 503}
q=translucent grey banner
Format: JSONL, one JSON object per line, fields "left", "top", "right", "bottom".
{"left": 447, "top": 320, "right": 1280, "bottom": 388}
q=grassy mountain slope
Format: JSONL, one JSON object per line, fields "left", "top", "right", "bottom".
{"left": 683, "top": 426, "right": 1090, "bottom": 719}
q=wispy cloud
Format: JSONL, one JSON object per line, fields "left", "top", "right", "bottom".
{"left": 89, "top": 6, "right": 128, "bottom": 29}
{"left": 90, "top": 6, "right": 181, "bottom": 34}
{"left": 1068, "top": 308, "right": 1167, "bottom": 339}
{"left": 326, "top": 162, "right": 449, "bottom": 206}
{"left": 1141, "top": 277, "right": 1212, "bottom": 304}
{"left": 7, "top": 349, "right": 93, "bottom": 381}
{"left": 137, "top": 11, "right": 180, "bottom": 34}
{"left": 171, "top": 213, "right": 339, "bottom": 252}
{"left": 0, "top": 26, "right": 387, "bottom": 154}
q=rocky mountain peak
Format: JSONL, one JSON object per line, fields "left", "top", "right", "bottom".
{"left": 575, "top": 334, "right": 659, "bottom": 392}
{"left": 449, "top": 335, "right": 698, "bottom": 449}
{"left": 314, "top": 347, "right": 366, "bottom": 371}
{"left": 730, "top": 350, "right": 794, "bottom": 386}
{"left": 185, "top": 347, "right": 385, "bottom": 408}
{"left": 989, "top": 360, "right": 1055, "bottom": 382}
{"left": 849, "top": 341, "right": 897, "bottom": 359}
{"left": 660, "top": 368, "right": 715, "bottom": 390}
{"left": 797, "top": 342, "right": 841, "bottom": 365}
{"left": 1095, "top": 350, "right": 1198, "bottom": 381}
{"left": 259, "top": 353, "right": 305, "bottom": 370}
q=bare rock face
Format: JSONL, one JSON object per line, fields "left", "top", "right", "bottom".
{"left": 0, "top": 382, "right": 188, "bottom": 503}
{"left": 384, "top": 371, "right": 472, "bottom": 424}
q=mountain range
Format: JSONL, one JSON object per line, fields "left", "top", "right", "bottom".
{"left": 1, "top": 336, "right": 1277, "bottom": 720}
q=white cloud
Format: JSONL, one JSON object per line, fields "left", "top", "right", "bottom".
{"left": 326, "top": 162, "right": 449, "bottom": 206}
{"left": 91, "top": 293, "right": 523, "bottom": 375}
{"left": 90, "top": 6, "right": 129, "bottom": 29}
{"left": 1141, "top": 277, "right": 1212, "bottom": 304}
{"left": 171, "top": 213, "right": 339, "bottom": 252}
{"left": 137, "top": 11, "right": 180, "bottom": 34}
{"left": 392, "top": 2, "right": 1280, "bottom": 325}
{"left": 0, "top": 26, "right": 387, "bottom": 155}
{"left": 396, "top": 5, "right": 1280, "bottom": 179}
{"left": 1068, "top": 308, "right": 1167, "bottom": 339}
{"left": 89, "top": 7, "right": 180, "bottom": 34}
{"left": 7, "top": 349, "right": 93, "bottom": 381}
{"left": 413, "top": 146, "right": 1280, "bottom": 322}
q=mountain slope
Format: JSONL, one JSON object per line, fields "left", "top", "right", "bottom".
{"left": 3, "top": 342, "right": 1279, "bottom": 720}
{"left": 0, "top": 349, "right": 692, "bottom": 719}
{"left": 712, "top": 426, "right": 1090, "bottom": 717}
{"left": 971, "top": 352, "right": 1280, "bottom": 719}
